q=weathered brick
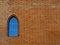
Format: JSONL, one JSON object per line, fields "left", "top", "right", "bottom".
{"left": 0, "top": 0, "right": 60, "bottom": 45}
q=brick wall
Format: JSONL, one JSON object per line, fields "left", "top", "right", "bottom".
{"left": 0, "top": 0, "right": 60, "bottom": 45}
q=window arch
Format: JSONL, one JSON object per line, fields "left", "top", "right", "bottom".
{"left": 8, "top": 16, "right": 18, "bottom": 37}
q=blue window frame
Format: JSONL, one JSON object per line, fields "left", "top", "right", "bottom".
{"left": 8, "top": 17, "right": 18, "bottom": 37}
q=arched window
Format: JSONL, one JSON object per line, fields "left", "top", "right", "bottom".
{"left": 8, "top": 16, "right": 18, "bottom": 37}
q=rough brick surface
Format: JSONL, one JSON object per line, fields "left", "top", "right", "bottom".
{"left": 0, "top": 0, "right": 60, "bottom": 45}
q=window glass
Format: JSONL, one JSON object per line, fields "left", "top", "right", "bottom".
{"left": 8, "top": 17, "right": 18, "bottom": 37}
